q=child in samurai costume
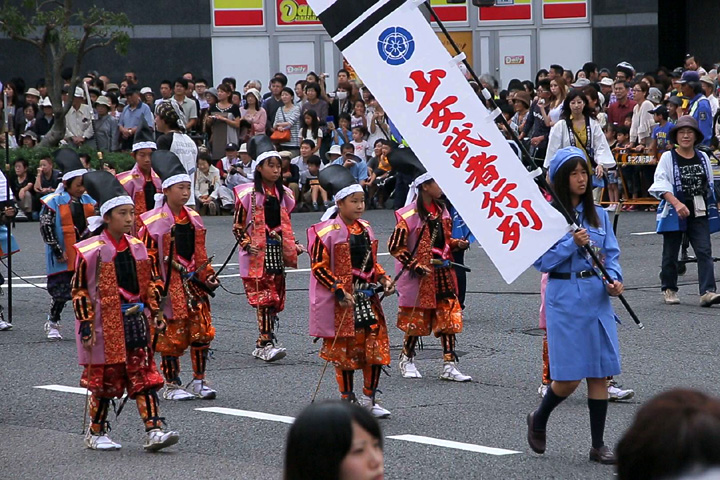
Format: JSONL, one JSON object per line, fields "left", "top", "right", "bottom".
{"left": 116, "top": 119, "right": 162, "bottom": 235}
{"left": 139, "top": 150, "right": 220, "bottom": 401}
{"left": 72, "top": 170, "right": 179, "bottom": 452}
{"left": 387, "top": 148, "right": 471, "bottom": 382}
{"left": 233, "top": 136, "right": 303, "bottom": 362}
{"left": 308, "top": 165, "right": 394, "bottom": 418}
{"left": 41, "top": 149, "right": 94, "bottom": 340}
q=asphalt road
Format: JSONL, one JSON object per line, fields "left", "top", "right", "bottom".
{"left": 1, "top": 208, "right": 719, "bottom": 480}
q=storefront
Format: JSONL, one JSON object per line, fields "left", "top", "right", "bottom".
{"left": 210, "top": 0, "right": 593, "bottom": 90}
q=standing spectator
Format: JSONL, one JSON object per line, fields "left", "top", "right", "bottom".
{"left": 679, "top": 71, "right": 713, "bottom": 146}
{"left": 140, "top": 87, "right": 155, "bottom": 112}
{"left": 3, "top": 81, "right": 25, "bottom": 136}
{"left": 300, "top": 110, "right": 323, "bottom": 154}
{"left": 523, "top": 79, "right": 552, "bottom": 161}
{"left": 599, "top": 77, "right": 614, "bottom": 107}
{"left": 241, "top": 88, "right": 267, "bottom": 137}
{"left": 273, "top": 87, "right": 301, "bottom": 153}
{"left": 206, "top": 83, "right": 242, "bottom": 159}
{"left": 195, "top": 79, "right": 209, "bottom": 110}
{"left": 118, "top": 85, "right": 153, "bottom": 151}
{"left": 328, "top": 82, "right": 353, "bottom": 121}
{"left": 10, "top": 158, "right": 34, "bottom": 220}
{"left": 350, "top": 126, "right": 370, "bottom": 160}
{"left": 35, "top": 97, "right": 53, "bottom": 138}
{"left": 629, "top": 82, "right": 657, "bottom": 150}
{"left": 667, "top": 95, "right": 682, "bottom": 123}
{"left": 18, "top": 103, "right": 38, "bottom": 141}
{"left": 351, "top": 100, "right": 368, "bottom": 129}
{"left": 328, "top": 113, "right": 352, "bottom": 147}
{"left": 548, "top": 64, "right": 564, "bottom": 80}
{"left": 172, "top": 77, "right": 198, "bottom": 132}
{"left": 64, "top": 87, "right": 94, "bottom": 148}
{"left": 300, "top": 82, "right": 329, "bottom": 127}
{"left": 155, "top": 80, "right": 173, "bottom": 106}
{"left": 548, "top": 77, "right": 567, "bottom": 126}
{"left": 607, "top": 81, "right": 636, "bottom": 126}
{"left": 685, "top": 54, "right": 707, "bottom": 76}
{"left": 366, "top": 100, "right": 390, "bottom": 146}
{"left": 649, "top": 106, "right": 673, "bottom": 155}
{"left": 24, "top": 87, "right": 40, "bottom": 106}
{"left": 20, "top": 130, "right": 37, "bottom": 148}
{"left": 294, "top": 80, "right": 306, "bottom": 107}
{"left": 649, "top": 116, "right": 720, "bottom": 306}
{"left": 511, "top": 91, "right": 531, "bottom": 136}
{"left": 700, "top": 75, "right": 718, "bottom": 118}
{"left": 93, "top": 96, "right": 119, "bottom": 152}
{"left": 155, "top": 101, "right": 199, "bottom": 207}
{"left": 263, "top": 76, "right": 285, "bottom": 135}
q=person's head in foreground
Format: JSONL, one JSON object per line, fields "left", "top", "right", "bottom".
{"left": 284, "top": 401, "right": 384, "bottom": 480}
{"left": 616, "top": 388, "right": 720, "bottom": 480}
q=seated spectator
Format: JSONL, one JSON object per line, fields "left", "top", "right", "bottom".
{"left": 284, "top": 401, "right": 384, "bottom": 480}
{"left": 19, "top": 103, "right": 38, "bottom": 140}
{"left": 324, "top": 143, "right": 342, "bottom": 168}
{"left": 367, "top": 139, "right": 395, "bottom": 209}
{"left": 351, "top": 100, "right": 368, "bottom": 129}
{"left": 616, "top": 389, "right": 720, "bottom": 480}
{"left": 293, "top": 139, "right": 316, "bottom": 178}
{"left": 65, "top": 87, "right": 95, "bottom": 148}
{"left": 78, "top": 153, "right": 94, "bottom": 171}
{"left": 280, "top": 151, "right": 300, "bottom": 205}
{"left": 328, "top": 113, "right": 351, "bottom": 147}
{"left": 33, "top": 155, "right": 61, "bottom": 213}
{"left": 333, "top": 143, "right": 369, "bottom": 186}
{"left": 10, "top": 158, "right": 34, "bottom": 220}
{"left": 195, "top": 152, "right": 223, "bottom": 215}
{"left": 300, "top": 155, "right": 328, "bottom": 211}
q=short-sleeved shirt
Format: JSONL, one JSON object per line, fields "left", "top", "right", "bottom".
{"left": 118, "top": 101, "right": 154, "bottom": 129}
{"left": 652, "top": 122, "right": 673, "bottom": 152}
{"left": 677, "top": 153, "right": 707, "bottom": 216}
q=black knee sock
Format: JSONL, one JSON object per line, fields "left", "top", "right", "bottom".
{"left": 533, "top": 385, "right": 567, "bottom": 432}
{"left": 588, "top": 398, "right": 608, "bottom": 449}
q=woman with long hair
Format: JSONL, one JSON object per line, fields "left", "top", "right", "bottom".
{"left": 527, "top": 146, "right": 624, "bottom": 465}
{"left": 546, "top": 77, "right": 568, "bottom": 127}
{"left": 300, "top": 110, "right": 322, "bottom": 154}
{"left": 284, "top": 401, "right": 384, "bottom": 480}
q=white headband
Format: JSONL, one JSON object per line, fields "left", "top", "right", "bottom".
{"left": 404, "top": 172, "right": 434, "bottom": 207}
{"left": 100, "top": 195, "right": 134, "bottom": 217}
{"left": 132, "top": 141, "right": 157, "bottom": 152}
{"left": 161, "top": 173, "right": 192, "bottom": 190}
{"left": 61, "top": 168, "right": 88, "bottom": 182}
{"left": 320, "top": 184, "right": 365, "bottom": 221}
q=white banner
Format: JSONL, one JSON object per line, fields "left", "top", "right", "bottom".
{"left": 309, "top": 0, "right": 570, "bottom": 283}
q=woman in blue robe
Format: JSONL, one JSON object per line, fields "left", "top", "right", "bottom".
{"left": 526, "top": 146, "right": 624, "bottom": 465}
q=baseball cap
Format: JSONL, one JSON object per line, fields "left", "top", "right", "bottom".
{"left": 140, "top": 87, "right": 153, "bottom": 95}
{"left": 649, "top": 105, "right": 668, "bottom": 116}
{"left": 599, "top": 77, "right": 614, "bottom": 87}
{"left": 678, "top": 70, "right": 700, "bottom": 84}
{"left": 667, "top": 96, "right": 683, "bottom": 106}
{"left": 225, "top": 142, "right": 239, "bottom": 151}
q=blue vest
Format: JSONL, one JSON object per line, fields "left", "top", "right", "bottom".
{"left": 41, "top": 191, "right": 96, "bottom": 275}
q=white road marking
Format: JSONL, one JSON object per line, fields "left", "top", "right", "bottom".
{"left": 33, "top": 384, "right": 520, "bottom": 456}
{"left": 196, "top": 406, "right": 295, "bottom": 424}
{"left": 630, "top": 231, "right": 657, "bottom": 236}
{"left": 3, "top": 283, "right": 46, "bottom": 289}
{"left": 34, "top": 385, "right": 89, "bottom": 395}
{"left": 387, "top": 434, "right": 521, "bottom": 456}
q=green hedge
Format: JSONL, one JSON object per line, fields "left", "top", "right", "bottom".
{"left": 4, "top": 146, "right": 134, "bottom": 175}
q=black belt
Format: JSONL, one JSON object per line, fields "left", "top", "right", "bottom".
{"left": 549, "top": 270, "right": 597, "bottom": 280}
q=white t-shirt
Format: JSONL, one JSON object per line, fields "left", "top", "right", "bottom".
{"left": 351, "top": 140, "right": 370, "bottom": 160}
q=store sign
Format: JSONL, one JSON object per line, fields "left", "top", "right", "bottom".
{"left": 285, "top": 64, "right": 309, "bottom": 74}
{"left": 504, "top": 55, "right": 525, "bottom": 65}
{"left": 277, "top": 0, "right": 320, "bottom": 25}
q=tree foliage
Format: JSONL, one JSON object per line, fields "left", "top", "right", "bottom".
{"left": 0, "top": 0, "right": 131, "bottom": 146}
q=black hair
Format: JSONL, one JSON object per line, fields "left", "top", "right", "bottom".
{"left": 24, "top": 103, "right": 38, "bottom": 116}
{"left": 295, "top": 79, "right": 307, "bottom": 88}
{"left": 281, "top": 86, "right": 294, "bottom": 98}
{"left": 174, "top": 77, "right": 189, "bottom": 90}
{"left": 522, "top": 80, "right": 535, "bottom": 96}
{"left": 13, "top": 158, "right": 28, "bottom": 168}
{"left": 374, "top": 138, "right": 386, "bottom": 147}
{"left": 507, "top": 78, "right": 523, "bottom": 92}
{"left": 272, "top": 73, "right": 288, "bottom": 86}
{"left": 160, "top": 79, "right": 172, "bottom": 89}
{"left": 560, "top": 89, "right": 594, "bottom": 120}
{"left": 416, "top": 180, "right": 445, "bottom": 221}
{"left": 352, "top": 125, "right": 369, "bottom": 137}
{"left": 337, "top": 68, "right": 350, "bottom": 77}
{"left": 284, "top": 401, "right": 382, "bottom": 480}
{"left": 338, "top": 112, "right": 351, "bottom": 124}
{"left": 222, "top": 77, "right": 237, "bottom": 90}
{"left": 300, "top": 139, "right": 316, "bottom": 150}
{"left": 653, "top": 108, "right": 669, "bottom": 120}
{"left": 301, "top": 110, "right": 320, "bottom": 139}
{"left": 306, "top": 72, "right": 320, "bottom": 83}
{"left": 552, "top": 156, "right": 600, "bottom": 228}
{"left": 340, "top": 143, "right": 355, "bottom": 153}
{"left": 582, "top": 62, "right": 598, "bottom": 77}
{"left": 550, "top": 64, "right": 564, "bottom": 76}
{"left": 253, "top": 156, "right": 285, "bottom": 201}
{"left": 616, "top": 125, "right": 630, "bottom": 136}
{"left": 537, "top": 78, "right": 551, "bottom": 91}
{"left": 78, "top": 153, "right": 90, "bottom": 163}
{"left": 35, "top": 78, "right": 46, "bottom": 88}
{"left": 197, "top": 150, "right": 212, "bottom": 164}
{"left": 535, "top": 69, "right": 549, "bottom": 87}
{"left": 307, "top": 155, "right": 321, "bottom": 167}
{"left": 305, "top": 82, "right": 321, "bottom": 97}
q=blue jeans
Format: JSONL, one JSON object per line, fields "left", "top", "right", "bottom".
{"left": 661, "top": 216, "right": 717, "bottom": 295}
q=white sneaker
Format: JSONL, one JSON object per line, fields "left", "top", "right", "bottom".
{"left": 700, "top": 291, "right": 720, "bottom": 307}
{"left": 143, "top": 428, "right": 179, "bottom": 452}
{"left": 189, "top": 379, "right": 216, "bottom": 399}
{"left": 399, "top": 354, "right": 422, "bottom": 379}
{"left": 440, "top": 361, "right": 472, "bottom": 382}
{"left": 0, "top": 319, "right": 11, "bottom": 331}
{"left": 252, "top": 343, "right": 287, "bottom": 362}
{"left": 162, "top": 383, "right": 196, "bottom": 401}
{"left": 44, "top": 320, "right": 62, "bottom": 340}
{"left": 538, "top": 384, "right": 549, "bottom": 398}
{"left": 663, "top": 290, "right": 680, "bottom": 305}
{"left": 607, "top": 380, "right": 635, "bottom": 402}
{"left": 357, "top": 393, "right": 391, "bottom": 419}
{"left": 84, "top": 428, "right": 121, "bottom": 451}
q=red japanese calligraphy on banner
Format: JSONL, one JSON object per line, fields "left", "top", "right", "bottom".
{"left": 307, "top": 0, "right": 570, "bottom": 283}
{"left": 405, "top": 68, "right": 543, "bottom": 251}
